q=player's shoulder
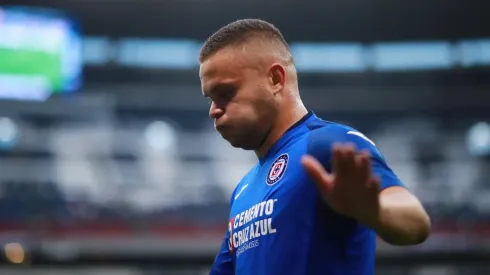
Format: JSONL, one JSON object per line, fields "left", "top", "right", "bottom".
{"left": 306, "top": 119, "right": 373, "bottom": 145}
{"left": 305, "top": 119, "right": 377, "bottom": 166}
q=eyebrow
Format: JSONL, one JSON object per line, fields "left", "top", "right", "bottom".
{"left": 203, "top": 82, "right": 236, "bottom": 97}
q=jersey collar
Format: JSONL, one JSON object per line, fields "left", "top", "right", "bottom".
{"left": 259, "top": 111, "right": 316, "bottom": 164}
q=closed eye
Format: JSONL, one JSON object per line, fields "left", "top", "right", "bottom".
{"left": 205, "top": 83, "right": 237, "bottom": 104}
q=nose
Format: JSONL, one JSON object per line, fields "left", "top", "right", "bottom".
{"left": 209, "top": 102, "right": 224, "bottom": 120}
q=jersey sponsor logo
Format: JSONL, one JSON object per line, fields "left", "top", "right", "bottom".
{"left": 228, "top": 199, "right": 278, "bottom": 257}
{"left": 267, "top": 153, "right": 289, "bottom": 185}
{"left": 227, "top": 217, "right": 235, "bottom": 254}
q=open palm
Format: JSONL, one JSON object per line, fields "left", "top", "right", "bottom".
{"left": 301, "top": 143, "right": 381, "bottom": 224}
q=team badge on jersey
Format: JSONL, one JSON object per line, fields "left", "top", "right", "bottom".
{"left": 267, "top": 153, "right": 289, "bottom": 185}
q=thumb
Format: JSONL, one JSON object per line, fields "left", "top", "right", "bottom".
{"left": 301, "top": 155, "right": 334, "bottom": 193}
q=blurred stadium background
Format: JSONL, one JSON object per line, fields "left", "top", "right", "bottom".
{"left": 0, "top": 0, "right": 488, "bottom": 274}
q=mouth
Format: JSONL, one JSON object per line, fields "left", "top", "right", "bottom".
{"left": 215, "top": 122, "right": 232, "bottom": 134}
{"left": 215, "top": 123, "right": 227, "bottom": 132}
{"left": 214, "top": 120, "right": 226, "bottom": 129}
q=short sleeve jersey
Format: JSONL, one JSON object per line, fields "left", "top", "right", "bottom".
{"left": 210, "top": 111, "right": 405, "bottom": 275}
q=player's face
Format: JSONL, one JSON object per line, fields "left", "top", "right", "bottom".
{"left": 199, "top": 48, "right": 278, "bottom": 150}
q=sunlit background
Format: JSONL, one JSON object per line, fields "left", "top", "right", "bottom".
{"left": 0, "top": 0, "right": 488, "bottom": 274}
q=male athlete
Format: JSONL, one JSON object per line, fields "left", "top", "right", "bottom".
{"left": 199, "top": 19, "right": 431, "bottom": 275}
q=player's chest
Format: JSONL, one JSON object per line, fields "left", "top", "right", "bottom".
{"left": 229, "top": 153, "right": 312, "bottom": 231}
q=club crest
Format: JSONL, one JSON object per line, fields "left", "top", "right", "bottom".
{"left": 267, "top": 154, "right": 289, "bottom": 185}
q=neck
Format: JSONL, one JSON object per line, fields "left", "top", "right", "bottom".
{"left": 255, "top": 101, "right": 308, "bottom": 158}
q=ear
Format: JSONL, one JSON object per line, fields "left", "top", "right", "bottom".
{"left": 269, "top": 63, "right": 286, "bottom": 95}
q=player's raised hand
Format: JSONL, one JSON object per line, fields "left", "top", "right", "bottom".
{"left": 301, "top": 143, "right": 381, "bottom": 224}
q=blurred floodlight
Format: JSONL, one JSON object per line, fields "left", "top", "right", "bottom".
{"left": 144, "top": 120, "right": 177, "bottom": 151}
{"left": 117, "top": 39, "right": 200, "bottom": 69}
{"left": 372, "top": 42, "right": 453, "bottom": 71}
{"left": 0, "top": 117, "right": 18, "bottom": 148}
{"left": 290, "top": 43, "right": 366, "bottom": 72}
{"left": 83, "top": 37, "right": 112, "bottom": 65}
{"left": 5, "top": 242, "right": 25, "bottom": 264}
{"left": 466, "top": 122, "right": 490, "bottom": 157}
{"left": 459, "top": 39, "right": 490, "bottom": 67}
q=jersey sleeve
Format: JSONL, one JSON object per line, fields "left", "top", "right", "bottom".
{"left": 210, "top": 229, "right": 234, "bottom": 275}
{"left": 307, "top": 126, "right": 405, "bottom": 191}
{"left": 210, "top": 188, "right": 236, "bottom": 275}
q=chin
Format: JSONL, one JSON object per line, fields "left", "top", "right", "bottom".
{"left": 225, "top": 136, "right": 260, "bottom": 150}
{"left": 229, "top": 141, "right": 256, "bottom": 150}
{"left": 218, "top": 127, "right": 262, "bottom": 150}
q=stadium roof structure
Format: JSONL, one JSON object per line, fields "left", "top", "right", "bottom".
{"left": 6, "top": 0, "right": 490, "bottom": 41}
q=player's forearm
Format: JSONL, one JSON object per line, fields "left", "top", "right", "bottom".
{"left": 372, "top": 190, "right": 431, "bottom": 246}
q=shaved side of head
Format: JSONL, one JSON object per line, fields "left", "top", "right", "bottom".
{"left": 200, "top": 19, "right": 298, "bottom": 94}
{"left": 199, "top": 19, "right": 293, "bottom": 64}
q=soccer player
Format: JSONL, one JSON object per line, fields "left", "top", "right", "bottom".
{"left": 199, "top": 19, "right": 431, "bottom": 275}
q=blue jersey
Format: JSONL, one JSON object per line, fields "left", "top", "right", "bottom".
{"left": 210, "top": 111, "right": 405, "bottom": 275}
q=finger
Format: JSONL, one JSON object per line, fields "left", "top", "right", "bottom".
{"left": 343, "top": 143, "right": 357, "bottom": 170}
{"left": 367, "top": 175, "right": 381, "bottom": 192}
{"left": 331, "top": 143, "right": 343, "bottom": 174}
{"left": 355, "top": 150, "right": 371, "bottom": 183}
{"left": 301, "top": 155, "right": 333, "bottom": 183}
{"left": 333, "top": 143, "right": 356, "bottom": 177}
{"left": 301, "top": 155, "right": 334, "bottom": 192}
